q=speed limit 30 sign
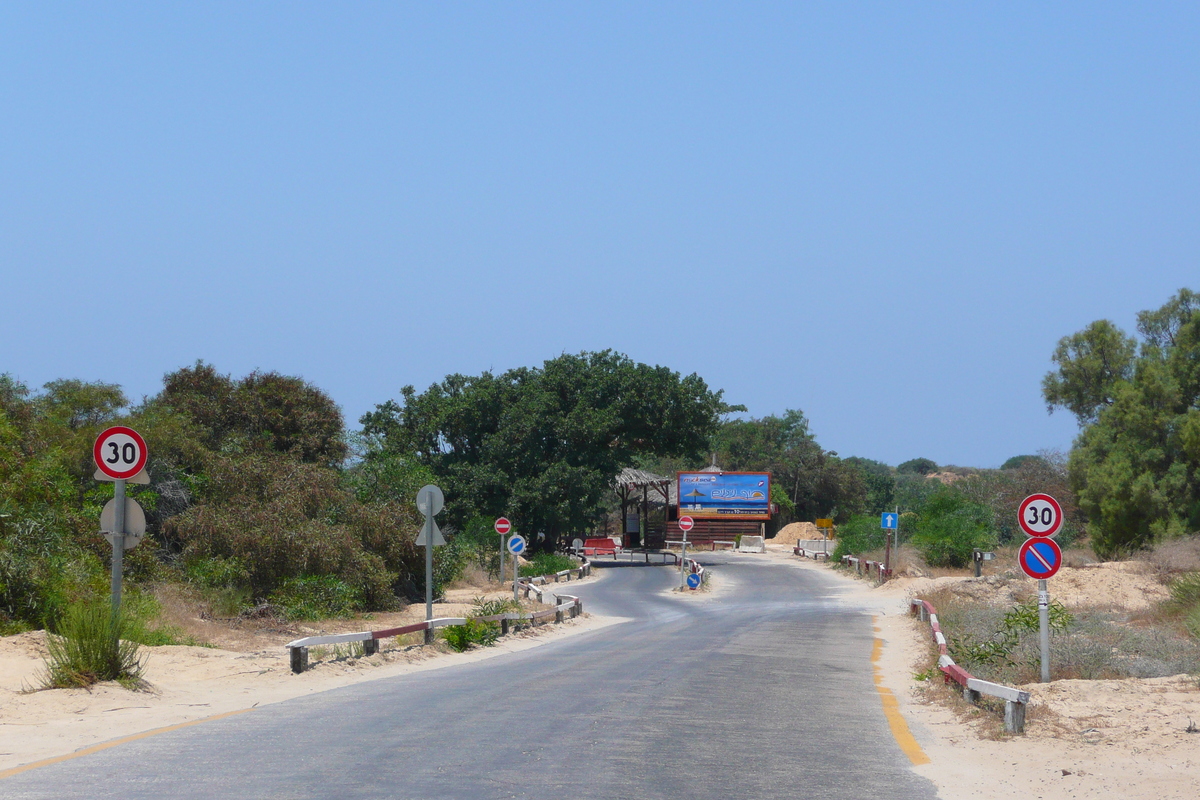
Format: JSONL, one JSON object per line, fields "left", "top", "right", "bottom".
{"left": 1018, "top": 493, "right": 1063, "bottom": 538}
{"left": 93, "top": 426, "right": 148, "bottom": 480}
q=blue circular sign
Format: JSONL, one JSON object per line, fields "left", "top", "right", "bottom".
{"left": 686, "top": 573, "right": 701, "bottom": 589}
{"left": 1019, "top": 537, "right": 1062, "bottom": 580}
{"left": 506, "top": 534, "right": 526, "bottom": 555}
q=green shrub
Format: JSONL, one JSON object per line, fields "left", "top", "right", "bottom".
{"left": 442, "top": 619, "right": 499, "bottom": 652}
{"left": 908, "top": 489, "right": 995, "bottom": 568}
{"left": 40, "top": 601, "right": 145, "bottom": 689}
{"left": 518, "top": 552, "right": 578, "bottom": 578}
{"left": 268, "top": 575, "right": 362, "bottom": 621}
{"left": 0, "top": 512, "right": 105, "bottom": 631}
{"left": 184, "top": 555, "right": 251, "bottom": 589}
{"left": 470, "top": 596, "right": 520, "bottom": 617}
{"left": 1166, "top": 573, "right": 1200, "bottom": 638}
{"left": 831, "top": 515, "right": 888, "bottom": 561}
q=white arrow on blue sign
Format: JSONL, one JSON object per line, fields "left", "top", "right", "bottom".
{"left": 686, "top": 573, "right": 701, "bottom": 590}
{"left": 881, "top": 513, "right": 898, "bottom": 530}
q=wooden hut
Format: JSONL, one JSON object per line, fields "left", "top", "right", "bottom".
{"left": 613, "top": 464, "right": 773, "bottom": 549}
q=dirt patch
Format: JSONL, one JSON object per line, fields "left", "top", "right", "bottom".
{"left": 771, "top": 521, "right": 826, "bottom": 545}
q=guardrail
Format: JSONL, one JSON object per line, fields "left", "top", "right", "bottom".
{"left": 286, "top": 557, "right": 592, "bottom": 674}
{"left": 910, "top": 598, "right": 1029, "bottom": 734}
{"left": 286, "top": 594, "right": 584, "bottom": 674}
{"left": 794, "top": 546, "right": 830, "bottom": 560}
{"left": 841, "top": 555, "right": 892, "bottom": 581}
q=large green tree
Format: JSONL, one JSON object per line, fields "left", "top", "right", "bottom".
{"left": 360, "top": 351, "right": 732, "bottom": 550}
{"left": 1045, "top": 289, "right": 1200, "bottom": 557}
{"left": 712, "top": 410, "right": 866, "bottom": 523}
{"left": 1042, "top": 320, "right": 1137, "bottom": 425}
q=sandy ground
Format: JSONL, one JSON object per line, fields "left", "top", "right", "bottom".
{"left": 0, "top": 573, "right": 617, "bottom": 774}
{"left": 763, "top": 543, "right": 1200, "bottom": 799}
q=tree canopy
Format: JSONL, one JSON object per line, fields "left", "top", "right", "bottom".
{"left": 1045, "top": 288, "right": 1200, "bottom": 557}
{"left": 712, "top": 409, "right": 867, "bottom": 523}
{"left": 360, "top": 351, "right": 733, "bottom": 549}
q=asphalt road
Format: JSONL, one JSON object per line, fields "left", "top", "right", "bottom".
{"left": 2, "top": 555, "right": 939, "bottom": 799}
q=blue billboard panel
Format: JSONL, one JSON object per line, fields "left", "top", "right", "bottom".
{"left": 677, "top": 472, "right": 771, "bottom": 519}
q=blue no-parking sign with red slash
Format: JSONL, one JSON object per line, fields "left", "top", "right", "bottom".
{"left": 1018, "top": 537, "right": 1062, "bottom": 580}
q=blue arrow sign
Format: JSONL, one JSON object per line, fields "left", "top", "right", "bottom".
{"left": 881, "top": 513, "right": 898, "bottom": 530}
{"left": 686, "top": 573, "right": 701, "bottom": 589}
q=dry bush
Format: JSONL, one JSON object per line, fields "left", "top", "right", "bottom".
{"left": 1145, "top": 534, "right": 1200, "bottom": 579}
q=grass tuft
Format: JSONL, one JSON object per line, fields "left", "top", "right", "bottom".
{"left": 39, "top": 601, "right": 146, "bottom": 690}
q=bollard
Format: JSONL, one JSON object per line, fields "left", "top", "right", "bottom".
{"left": 501, "top": 618, "right": 510, "bottom": 635}
{"left": 1005, "top": 700, "right": 1027, "bottom": 734}
{"left": 290, "top": 646, "right": 308, "bottom": 674}
{"left": 363, "top": 638, "right": 379, "bottom": 656}
{"left": 556, "top": 606, "right": 564, "bottom": 624}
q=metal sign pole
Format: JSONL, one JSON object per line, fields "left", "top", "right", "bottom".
{"left": 110, "top": 479, "right": 126, "bottom": 618}
{"left": 679, "top": 529, "right": 688, "bottom": 589}
{"left": 1038, "top": 579, "right": 1051, "bottom": 682}
{"left": 424, "top": 510, "right": 434, "bottom": 623}
{"left": 512, "top": 550, "right": 519, "bottom": 604}
{"left": 894, "top": 505, "right": 899, "bottom": 556}
{"left": 499, "top": 534, "right": 505, "bottom": 584}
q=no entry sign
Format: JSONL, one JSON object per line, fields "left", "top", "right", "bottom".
{"left": 494, "top": 517, "right": 512, "bottom": 535}
{"left": 678, "top": 516, "right": 695, "bottom": 532}
{"left": 93, "top": 426, "right": 148, "bottom": 480}
{"left": 1019, "top": 537, "right": 1063, "bottom": 580}
{"left": 1018, "top": 493, "right": 1063, "bottom": 538}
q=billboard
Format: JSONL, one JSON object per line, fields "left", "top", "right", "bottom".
{"left": 677, "top": 472, "right": 771, "bottom": 519}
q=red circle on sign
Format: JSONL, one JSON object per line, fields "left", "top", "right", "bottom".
{"left": 1018, "top": 537, "right": 1062, "bottom": 580}
{"left": 678, "top": 516, "right": 694, "bottom": 532}
{"left": 1018, "top": 493, "right": 1064, "bottom": 538}
{"left": 494, "top": 517, "right": 511, "bottom": 535}
{"left": 93, "top": 426, "right": 148, "bottom": 480}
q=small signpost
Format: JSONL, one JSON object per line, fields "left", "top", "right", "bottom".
{"left": 1017, "top": 493, "right": 1064, "bottom": 682}
{"left": 416, "top": 485, "right": 445, "bottom": 641}
{"left": 93, "top": 427, "right": 150, "bottom": 618}
{"left": 686, "top": 572, "right": 701, "bottom": 590}
{"left": 880, "top": 508, "right": 900, "bottom": 574}
{"left": 495, "top": 517, "right": 512, "bottom": 582}
{"left": 677, "top": 516, "right": 694, "bottom": 589}
{"left": 507, "top": 534, "right": 527, "bottom": 603}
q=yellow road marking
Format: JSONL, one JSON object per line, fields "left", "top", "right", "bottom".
{"left": 0, "top": 708, "right": 254, "bottom": 780}
{"left": 872, "top": 617, "right": 930, "bottom": 766}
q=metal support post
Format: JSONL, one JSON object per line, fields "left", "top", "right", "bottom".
{"left": 111, "top": 479, "right": 127, "bottom": 619}
{"left": 512, "top": 552, "right": 519, "bottom": 604}
{"left": 1038, "top": 579, "right": 1051, "bottom": 682}
{"left": 679, "top": 531, "right": 689, "bottom": 590}
{"left": 424, "top": 515, "right": 434, "bottom": 624}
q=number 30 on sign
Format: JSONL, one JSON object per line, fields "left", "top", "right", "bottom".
{"left": 93, "top": 426, "right": 149, "bottom": 480}
{"left": 1018, "top": 493, "right": 1063, "bottom": 538}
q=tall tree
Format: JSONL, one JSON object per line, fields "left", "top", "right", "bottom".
{"left": 1049, "top": 289, "right": 1200, "bottom": 557}
{"left": 712, "top": 410, "right": 866, "bottom": 523}
{"left": 360, "top": 351, "right": 732, "bottom": 549}
{"left": 1042, "top": 319, "right": 1137, "bottom": 425}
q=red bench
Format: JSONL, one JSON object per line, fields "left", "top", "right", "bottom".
{"left": 582, "top": 537, "right": 621, "bottom": 556}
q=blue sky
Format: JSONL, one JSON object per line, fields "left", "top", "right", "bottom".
{"left": 2, "top": 3, "right": 1197, "bottom": 468}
